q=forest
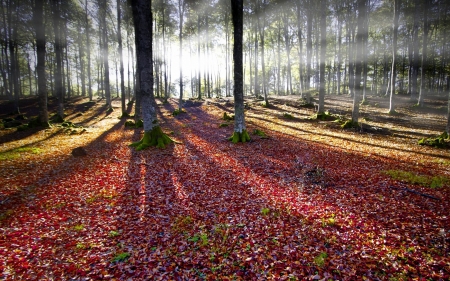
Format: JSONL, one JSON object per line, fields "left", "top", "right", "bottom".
{"left": 0, "top": 0, "right": 449, "bottom": 280}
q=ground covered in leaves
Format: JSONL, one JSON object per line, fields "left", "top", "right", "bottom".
{"left": 0, "top": 95, "right": 449, "bottom": 280}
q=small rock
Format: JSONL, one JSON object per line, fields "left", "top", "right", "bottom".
{"left": 72, "top": 147, "right": 87, "bottom": 157}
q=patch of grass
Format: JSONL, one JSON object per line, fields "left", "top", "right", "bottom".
{"left": 108, "top": 230, "right": 120, "bottom": 238}
{"left": 73, "top": 224, "right": 84, "bottom": 231}
{"left": 260, "top": 207, "right": 270, "bottom": 216}
{"left": 314, "top": 252, "right": 328, "bottom": 268}
{"left": 0, "top": 147, "right": 43, "bottom": 161}
{"left": 111, "top": 252, "right": 130, "bottom": 263}
{"left": 219, "top": 123, "right": 229, "bottom": 128}
{"left": 188, "top": 232, "right": 209, "bottom": 246}
{"left": 76, "top": 242, "right": 86, "bottom": 250}
{"left": 383, "top": 169, "right": 449, "bottom": 188}
{"left": 314, "top": 111, "right": 337, "bottom": 121}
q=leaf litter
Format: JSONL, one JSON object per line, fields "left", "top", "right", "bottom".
{"left": 0, "top": 98, "right": 449, "bottom": 280}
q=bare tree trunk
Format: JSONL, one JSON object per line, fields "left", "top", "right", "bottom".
{"left": 35, "top": 0, "right": 48, "bottom": 125}
{"left": 418, "top": 0, "right": 429, "bottom": 107}
{"left": 352, "top": 0, "right": 366, "bottom": 123}
{"left": 52, "top": 0, "right": 64, "bottom": 119}
{"left": 317, "top": 0, "right": 327, "bottom": 113}
{"left": 117, "top": 0, "right": 126, "bottom": 114}
{"left": 389, "top": 0, "right": 400, "bottom": 114}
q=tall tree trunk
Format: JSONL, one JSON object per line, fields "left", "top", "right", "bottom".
{"left": 317, "top": 0, "right": 326, "bottom": 113}
{"left": 389, "top": 0, "right": 400, "bottom": 113}
{"left": 130, "top": 0, "right": 172, "bottom": 150}
{"left": 352, "top": 0, "right": 366, "bottom": 123}
{"left": 296, "top": 2, "right": 303, "bottom": 96}
{"left": 52, "top": 0, "right": 64, "bottom": 119}
{"left": 306, "top": 0, "right": 312, "bottom": 90}
{"left": 118, "top": 0, "right": 126, "bottom": 115}
{"left": 178, "top": 0, "right": 184, "bottom": 111}
{"left": 411, "top": 0, "right": 420, "bottom": 100}
{"left": 100, "top": 0, "right": 111, "bottom": 108}
{"left": 417, "top": 0, "right": 429, "bottom": 107}
{"left": 85, "top": 0, "right": 92, "bottom": 101}
{"left": 230, "top": 0, "right": 249, "bottom": 143}
{"left": 35, "top": 0, "right": 48, "bottom": 125}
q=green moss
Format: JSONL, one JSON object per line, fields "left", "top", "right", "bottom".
{"left": 341, "top": 120, "right": 358, "bottom": 129}
{"left": 228, "top": 129, "right": 250, "bottom": 143}
{"left": 314, "top": 111, "right": 337, "bottom": 121}
{"left": 222, "top": 112, "right": 234, "bottom": 121}
{"left": 136, "top": 119, "right": 144, "bottom": 128}
{"left": 282, "top": 112, "right": 294, "bottom": 120}
{"left": 119, "top": 112, "right": 131, "bottom": 119}
{"left": 172, "top": 108, "right": 186, "bottom": 116}
{"left": 219, "top": 123, "right": 229, "bottom": 128}
{"left": 252, "top": 129, "right": 268, "bottom": 138}
{"left": 129, "top": 126, "right": 174, "bottom": 150}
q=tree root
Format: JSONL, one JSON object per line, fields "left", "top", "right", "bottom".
{"left": 228, "top": 129, "right": 250, "bottom": 143}
{"left": 129, "top": 126, "right": 173, "bottom": 150}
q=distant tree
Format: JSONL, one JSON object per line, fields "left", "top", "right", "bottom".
{"left": 117, "top": 0, "right": 126, "bottom": 116}
{"left": 417, "top": 0, "right": 430, "bottom": 107}
{"left": 130, "top": 0, "right": 173, "bottom": 150}
{"left": 51, "top": 0, "right": 65, "bottom": 120}
{"left": 229, "top": 0, "right": 250, "bottom": 143}
{"left": 388, "top": 0, "right": 400, "bottom": 114}
{"left": 351, "top": 0, "right": 366, "bottom": 123}
{"left": 317, "top": 0, "right": 327, "bottom": 114}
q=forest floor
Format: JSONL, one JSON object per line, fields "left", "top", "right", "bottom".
{"left": 0, "top": 93, "right": 449, "bottom": 280}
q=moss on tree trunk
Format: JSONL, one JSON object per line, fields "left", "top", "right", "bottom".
{"left": 130, "top": 126, "right": 173, "bottom": 150}
{"left": 228, "top": 129, "right": 250, "bottom": 143}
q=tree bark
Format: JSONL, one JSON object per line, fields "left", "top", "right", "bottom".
{"left": 34, "top": 0, "right": 48, "bottom": 126}
{"left": 389, "top": 0, "right": 400, "bottom": 114}
{"left": 230, "top": 0, "right": 250, "bottom": 143}
{"left": 352, "top": 0, "right": 366, "bottom": 123}
{"left": 130, "top": 0, "right": 172, "bottom": 150}
{"left": 52, "top": 0, "right": 64, "bottom": 119}
{"left": 318, "top": 0, "right": 326, "bottom": 113}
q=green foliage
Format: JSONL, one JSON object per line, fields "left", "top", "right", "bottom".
{"left": 383, "top": 170, "right": 449, "bottom": 189}
{"left": 111, "top": 252, "right": 130, "bottom": 263}
{"left": 418, "top": 132, "right": 449, "bottom": 148}
{"left": 219, "top": 123, "right": 229, "bottom": 128}
{"left": 314, "top": 252, "right": 328, "bottom": 268}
